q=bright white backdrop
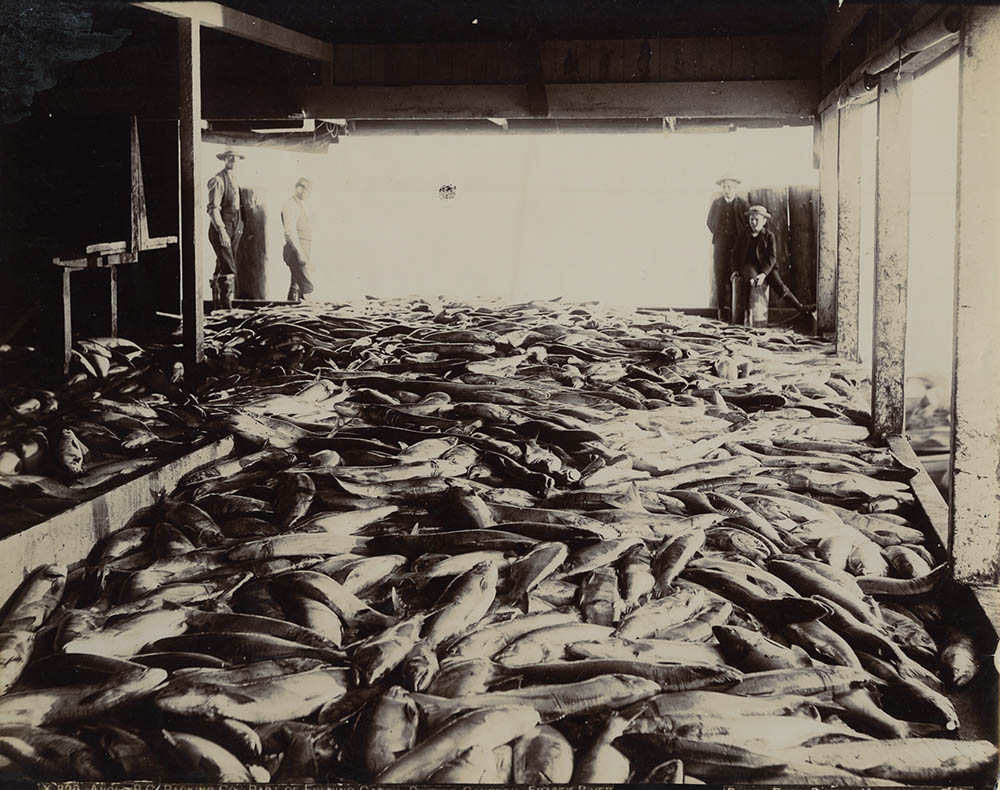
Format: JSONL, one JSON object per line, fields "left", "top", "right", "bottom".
{"left": 203, "top": 125, "right": 817, "bottom": 308}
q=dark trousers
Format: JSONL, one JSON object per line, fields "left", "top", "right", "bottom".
{"left": 208, "top": 217, "right": 243, "bottom": 277}
{"left": 284, "top": 240, "right": 314, "bottom": 301}
{"left": 713, "top": 239, "right": 735, "bottom": 316}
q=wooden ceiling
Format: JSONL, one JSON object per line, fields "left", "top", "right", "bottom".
{"left": 213, "top": 0, "right": 834, "bottom": 43}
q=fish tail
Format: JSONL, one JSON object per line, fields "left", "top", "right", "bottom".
{"left": 496, "top": 591, "right": 531, "bottom": 614}
{"left": 357, "top": 609, "right": 397, "bottom": 632}
{"left": 905, "top": 720, "right": 946, "bottom": 737}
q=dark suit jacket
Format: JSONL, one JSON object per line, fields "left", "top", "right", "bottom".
{"left": 706, "top": 195, "right": 749, "bottom": 245}
{"left": 730, "top": 226, "right": 777, "bottom": 278}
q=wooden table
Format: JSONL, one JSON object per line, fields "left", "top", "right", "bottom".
{"left": 52, "top": 117, "right": 177, "bottom": 372}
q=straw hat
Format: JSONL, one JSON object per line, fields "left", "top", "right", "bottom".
{"left": 748, "top": 205, "right": 772, "bottom": 219}
{"left": 216, "top": 149, "right": 246, "bottom": 160}
{"left": 715, "top": 173, "right": 741, "bottom": 186}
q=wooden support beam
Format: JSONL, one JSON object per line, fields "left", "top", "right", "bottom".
{"left": 949, "top": 5, "right": 1000, "bottom": 585}
{"left": 819, "top": 5, "right": 960, "bottom": 114}
{"left": 202, "top": 129, "right": 334, "bottom": 154}
{"left": 62, "top": 270, "right": 72, "bottom": 374}
{"left": 871, "top": 72, "right": 912, "bottom": 439}
{"left": 297, "top": 80, "right": 818, "bottom": 121}
{"left": 129, "top": 117, "right": 148, "bottom": 255}
{"left": 835, "top": 105, "right": 862, "bottom": 362}
{"left": 109, "top": 265, "right": 119, "bottom": 337}
{"left": 821, "top": 3, "right": 874, "bottom": 69}
{"left": 178, "top": 18, "right": 204, "bottom": 368}
{"left": 133, "top": 1, "right": 333, "bottom": 63}
{"left": 817, "top": 105, "right": 839, "bottom": 335}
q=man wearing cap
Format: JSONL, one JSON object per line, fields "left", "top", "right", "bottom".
{"left": 730, "top": 204, "right": 815, "bottom": 320}
{"left": 206, "top": 149, "right": 245, "bottom": 310}
{"left": 281, "top": 177, "right": 314, "bottom": 302}
{"left": 706, "top": 175, "right": 748, "bottom": 321}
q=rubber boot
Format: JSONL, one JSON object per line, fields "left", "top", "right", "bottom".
{"left": 210, "top": 277, "right": 220, "bottom": 312}
{"left": 781, "top": 289, "right": 812, "bottom": 316}
{"left": 287, "top": 281, "right": 301, "bottom": 302}
{"left": 781, "top": 289, "right": 817, "bottom": 329}
{"left": 216, "top": 274, "right": 235, "bottom": 310}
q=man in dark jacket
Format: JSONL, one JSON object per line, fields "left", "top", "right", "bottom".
{"left": 206, "top": 149, "right": 245, "bottom": 310}
{"left": 730, "top": 204, "right": 814, "bottom": 320}
{"left": 706, "top": 175, "right": 748, "bottom": 321}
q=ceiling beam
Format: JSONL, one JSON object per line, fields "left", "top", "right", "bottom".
{"left": 132, "top": 1, "right": 334, "bottom": 63}
{"left": 821, "top": 3, "right": 874, "bottom": 68}
{"left": 297, "top": 80, "right": 817, "bottom": 121}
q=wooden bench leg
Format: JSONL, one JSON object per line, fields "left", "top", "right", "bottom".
{"left": 109, "top": 265, "right": 118, "bottom": 337}
{"left": 62, "top": 269, "right": 72, "bottom": 374}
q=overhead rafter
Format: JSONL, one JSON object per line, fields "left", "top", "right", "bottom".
{"left": 296, "top": 80, "right": 817, "bottom": 121}
{"left": 819, "top": 5, "right": 960, "bottom": 112}
{"left": 132, "top": 1, "right": 334, "bottom": 63}
{"left": 820, "top": 3, "right": 874, "bottom": 69}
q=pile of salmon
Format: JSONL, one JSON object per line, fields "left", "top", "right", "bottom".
{"left": 0, "top": 337, "right": 215, "bottom": 536}
{"left": 0, "top": 298, "right": 995, "bottom": 784}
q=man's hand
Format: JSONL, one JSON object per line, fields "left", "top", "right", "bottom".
{"left": 730, "top": 271, "right": 741, "bottom": 281}
{"left": 751, "top": 274, "right": 765, "bottom": 287}
{"left": 218, "top": 229, "right": 231, "bottom": 248}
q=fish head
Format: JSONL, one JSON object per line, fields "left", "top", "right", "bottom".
{"left": 471, "top": 561, "right": 501, "bottom": 588}
{"left": 69, "top": 747, "right": 106, "bottom": 782}
{"left": 494, "top": 640, "right": 545, "bottom": 667}
{"left": 402, "top": 646, "right": 439, "bottom": 692}
{"left": 154, "top": 686, "right": 217, "bottom": 717}
{"left": 306, "top": 724, "right": 345, "bottom": 768}
{"left": 942, "top": 646, "right": 979, "bottom": 687}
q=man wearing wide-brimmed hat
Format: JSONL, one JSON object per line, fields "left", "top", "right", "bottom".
{"left": 730, "top": 204, "right": 815, "bottom": 320}
{"left": 706, "top": 174, "right": 749, "bottom": 321}
{"left": 206, "top": 148, "right": 245, "bottom": 310}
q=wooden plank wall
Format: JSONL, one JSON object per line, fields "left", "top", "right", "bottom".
{"left": 327, "top": 35, "right": 816, "bottom": 87}
{"left": 788, "top": 186, "right": 818, "bottom": 305}
{"left": 236, "top": 187, "right": 267, "bottom": 300}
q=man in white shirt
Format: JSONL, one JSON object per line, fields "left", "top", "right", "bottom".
{"left": 281, "top": 177, "right": 314, "bottom": 301}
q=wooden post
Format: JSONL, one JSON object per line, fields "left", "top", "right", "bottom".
{"left": 321, "top": 50, "right": 335, "bottom": 84}
{"left": 817, "top": 105, "right": 839, "bottom": 334}
{"left": 178, "top": 17, "right": 204, "bottom": 367}
{"left": 62, "top": 270, "right": 72, "bottom": 374}
{"left": 129, "top": 116, "right": 149, "bottom": 254}
{"left": 787, "top": 185, "right": 818, "bottom": 306}
{"left": 871, "top": 71, "right": 912, "bottom": 439}
{"left": 236, "top": 186, "right": 267, "bottom": 300}
{"left": 836, "top": 104, "right": 862, "bottom": 362}
{"left": 949, "top": 5, "right": 1000, "bottom": 585}
{"left": 109, "top": 265, "right": 119, "bottom": 337}
{"left": 748, "top": 283, "right": 770, "bottom": 328}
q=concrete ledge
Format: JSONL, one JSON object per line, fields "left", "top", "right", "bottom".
{"left": 887, "top": 434, "right": 950, "bottom": 559}
{"left": 889, "top": 434, "right": 1000, "bottom": 646}
{"left": 0, "top": 436, "right": 234, "bottom": 604}
{"left": 971, "top": 585, "right": 1000, "bottom": 644}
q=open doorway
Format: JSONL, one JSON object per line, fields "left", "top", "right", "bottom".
{"left": 201, "top": 124, "right": 816, "bottom": 307}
